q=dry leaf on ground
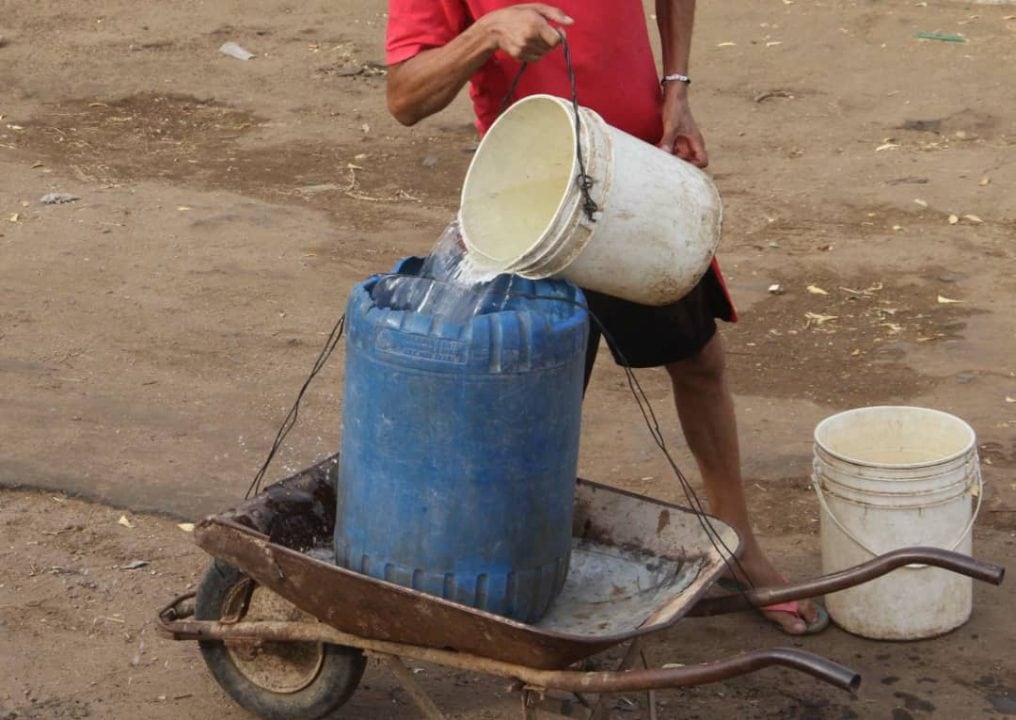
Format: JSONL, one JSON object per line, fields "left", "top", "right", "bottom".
{"left": 805, "top": 311, "right": 838, "bottom": 325}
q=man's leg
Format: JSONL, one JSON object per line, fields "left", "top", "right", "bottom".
{"left": 666, "top": 333, "right": 819, "bottom": 634}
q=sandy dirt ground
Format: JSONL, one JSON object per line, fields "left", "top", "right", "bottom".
{"left": 1, "top": 0, "right": 1015, "bottom": 718}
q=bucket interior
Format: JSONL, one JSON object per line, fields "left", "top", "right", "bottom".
{"left": 815, "top": 406, "right": 975, "bottom": 467}
{"left": 460, "top": 96, "right": 576, "bottom": 266}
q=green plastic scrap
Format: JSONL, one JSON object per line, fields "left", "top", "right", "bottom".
{"left": 915, "top": 31, "right": 966, "bottom": 43}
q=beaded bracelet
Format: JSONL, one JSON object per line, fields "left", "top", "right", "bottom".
{"left": 661, "top": 73, "right": 691, "bottom": 86}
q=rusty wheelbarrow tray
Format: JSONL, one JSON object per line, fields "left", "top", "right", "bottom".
{"left": 158, "top": 455, "right": 1004, "bottom": 719}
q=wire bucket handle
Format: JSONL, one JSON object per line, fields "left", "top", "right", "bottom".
{"left": 497, "top": 30, "right": 599, "bottom": 222}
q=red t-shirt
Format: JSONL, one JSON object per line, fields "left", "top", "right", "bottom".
{"left": 386, "top": 0, "right": 664, "bottom": 142}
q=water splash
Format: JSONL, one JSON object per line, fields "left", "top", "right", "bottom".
{"left": 371, "top": 222, "right": 511, "bottom": 324}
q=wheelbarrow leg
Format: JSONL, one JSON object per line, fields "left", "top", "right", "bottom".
{"left": 372, "top": 652, "right": 447, "bottom": 720}
{"left": 518, "top": 640, "right": 661, "bottom": 719}
{"left": 518, "top": 640, "right": 653, "bottom": 720}
{"left": 587, "top": 639, "right": 657, "bottom": 720}
{"left": 521, "top": 688, "right": 589, "bottom": 719}
{"left": 640, "top": 648, "right": 659, "bottom": 720}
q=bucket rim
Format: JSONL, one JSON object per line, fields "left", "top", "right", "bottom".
{"left": 508, "top": 107, "right": 605, "bottom": 277}
{"left": 813, "top": 405, "right": 976, "bottom": 470}
{"left": 459, "top": 94, "right": 580, "bottom": 268}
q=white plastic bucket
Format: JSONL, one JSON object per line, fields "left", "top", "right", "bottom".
{"left": 813, "top": 406, "right": 982, "bottom": 640}
{"left": 459, "top": 94, "right": 723, "bottom": 307}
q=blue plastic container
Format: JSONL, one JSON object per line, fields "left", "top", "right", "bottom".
{"left": 336, "top": 257, "right": 588, "bottom": 622}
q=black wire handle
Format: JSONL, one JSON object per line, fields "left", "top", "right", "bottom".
{"left": 496, "top": 31, "right": 600, "bottom": 223}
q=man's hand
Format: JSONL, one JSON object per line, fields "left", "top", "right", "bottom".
{"left": 386, "top": 3, "right": 571, "bottom": 126}
{"left": 479, "top": 4, "right": 573, "bottom": 63}
{"left": 659, "top": 83, "right": 708, "bottom": 168}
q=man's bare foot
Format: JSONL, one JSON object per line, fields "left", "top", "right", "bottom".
{"left": 728, "top": 540, "right": 824, "bottom": 635}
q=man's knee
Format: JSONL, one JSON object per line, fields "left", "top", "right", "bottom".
{"left": 666, "top": 334, "right": 726, "bottom": 389}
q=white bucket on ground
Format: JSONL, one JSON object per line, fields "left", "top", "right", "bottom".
{"left": 459, "top": 94, "right": 722, "bottom": 307}
{"left": 813, "top": 406, "right": 982, "bottom": 640}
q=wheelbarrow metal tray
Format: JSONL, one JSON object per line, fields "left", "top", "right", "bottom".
{"left": 195, "top": 455, "right": 741, "bottom": 670}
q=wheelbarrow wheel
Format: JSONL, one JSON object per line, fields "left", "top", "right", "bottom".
{"left": 195, "top": 559, "right": 366, "bottom": 720}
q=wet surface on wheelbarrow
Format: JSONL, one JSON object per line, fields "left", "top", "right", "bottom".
{"left": 195, "top": 455, "right": 742, "bottom": 670}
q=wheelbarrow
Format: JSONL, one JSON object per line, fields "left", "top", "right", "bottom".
{"left": 157, "top": 455, "right": 1005, "bottom": 719}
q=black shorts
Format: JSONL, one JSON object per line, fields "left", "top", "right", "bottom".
{"left": 583, "top": 263, "right": 735, "bottom": 375}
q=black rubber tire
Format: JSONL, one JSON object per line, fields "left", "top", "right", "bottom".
{"left": 195, "top": 559, "right": 366, "bottom": 720}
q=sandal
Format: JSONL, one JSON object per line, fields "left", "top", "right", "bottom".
{"left": 716, "top": 577, "right": 830, "bottom": 636}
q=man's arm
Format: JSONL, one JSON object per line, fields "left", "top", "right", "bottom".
{"left": 387, "top": 4, "right": 573, "bottom": 126}
{"left": 655, "top": 0, "right": 708, "bottom": 167}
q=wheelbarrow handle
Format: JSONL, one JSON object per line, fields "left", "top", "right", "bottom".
{"left": 537, "top": 647, "right": 860, "bottom": 693}
{"left": 156, "top": 612, "right": 862, "bottom": 693}
{"left": 689, "top": 546, "right": 1005, "bottom": 617}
